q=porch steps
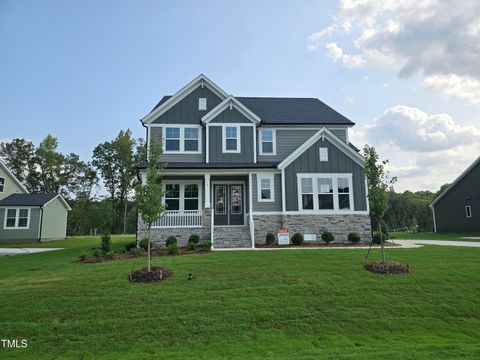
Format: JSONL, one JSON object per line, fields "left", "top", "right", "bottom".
{"left": 213, "top": 226, "right": 252, "bottom": 249}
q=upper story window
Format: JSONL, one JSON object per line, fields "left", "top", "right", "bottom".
{"left": 257, "top": 173, "right": 275, "bottom": 202}
{"left": 0, "top": 177, "right": 4, "bottom": 192}
{"left": 163, "top": 126, "right": 201, "bottom": 154}
{"left": 298, "top": 174, "right": 353, "bottom": 212}
{"left": 199, "top": 98, "right": 207, "bottom": 110}
{"left": 4, "top": 208, "right": 30, "bottom": 229}
{"left": 259, "top": 129, "right": 276, "bottom": 155}
{"left": 223, "top": 125, "right": 240, "bottom": 153}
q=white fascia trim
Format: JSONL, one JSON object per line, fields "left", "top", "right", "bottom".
{"left": 43, "top": 194, "right": 72, "bottom": 211}
{"left": 278, "top": 127, "right": 365, "bottom": 169}
{"left": 256, "top": 173, "right": 275, "bottom": 202}
{"left": 142, "top": 74, "right": 228, "bottom": 124}
{"left": 156, "top": 124, "right": 203, "bottom": 154}
{"left": 201, "top": 95, "right": 261, "bottom": 124}
{"left": 0, "top": 160, "right": 29, "bottom": 194}
{"left": 430, "top": 155, "right": 480, "bottom": 208}
{"left": 222, "top": 125, "right": 241, "bottom": 153}
{"left": 258, "top": 129, "right": 277, "bottom": 156}
{"left": 431, "top": 206, "right": 437, "bottom": 232}
{"left": 3, "top": 207, "right": 31, "bottom": 230}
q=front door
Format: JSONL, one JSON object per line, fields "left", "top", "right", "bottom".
{"left": 214, "top": 184, "right": 244, "bottom": 226}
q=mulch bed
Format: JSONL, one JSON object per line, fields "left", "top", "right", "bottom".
{"left": 128, "top": 267, "right": 172, "bottom": 283}
{"left": 364, "top": 261, "right": 411, "bottom": 275}
{"left": 75, "top": 247, "right": 207, "bottom": 264}
{"left": 256, "top": 242, "right": 395, "bottom": 248}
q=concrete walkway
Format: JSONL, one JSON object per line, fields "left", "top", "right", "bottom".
{"left": 0, "top": 248, "right": 63, "bottom": 256}
{"left": 389, "top": 240, "right": 480, "bottom": 248}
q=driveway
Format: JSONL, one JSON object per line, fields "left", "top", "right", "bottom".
{"left": 390, "top": 240, "right": 480, "bottom": 248}
{"left": 0, "top": 248, "right": 63, "bottom": 256}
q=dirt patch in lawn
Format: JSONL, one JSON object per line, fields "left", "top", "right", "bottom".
{"left": 364, "top": 261, "right": 411, "bottom": 275}
{"left": 128, "top": 267, "right": 172, "bottom": 283}
{"left": 75, "top": 247, "right": 208, "bottom": 264}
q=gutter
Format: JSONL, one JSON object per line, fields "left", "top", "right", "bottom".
{"left": 38, "top": 206, "right": 44, "bottom": 243}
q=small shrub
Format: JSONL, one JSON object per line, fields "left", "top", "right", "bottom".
{"left": 129, "top": 248, "right": 144, "bottom": 256}
{"left": 265, "top": 233, "right": 276, "bottom": 245}
{"left": 321, "top": 231, "right": 335, "bottom": 244}
{"left": 105, "top": 251, "right": 115, "bottom": 259}
{"left": 188, "top": 234, "right": 200, "bottom": 245}
{"left": 291, "top": 233, "right": 304, "bottom": 245}
{"left": 202, "top": 240, "right": 212, "bottom": 251}
{"left": 166, "top": 236, "right": 178, "bottom": 247}
{"left": 125, "top": 241, "right": 136, "bottom": 251}
{"left": 168, "top": 243, "right": 179, "bottom": 255}
{"left": 100, "top": 232, "right": 111, "bottom": 253}
{"left": 139, "top": 239, "right": 153, "bottom": 251}
{"left": 79, "top": 251, "right": 88, "bottom": 261}
{"left": 92, "top": 249, "right": 102, "bottom": 257}
{"left": 348, "top": 232, "right": 361, "bottom": 244}
{"left": 187, "top": 242, "right": 196, "bottom": 251}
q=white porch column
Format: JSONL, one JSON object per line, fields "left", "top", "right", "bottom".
{"left": 204, "top": 173, "right": 211, "bottom": 208}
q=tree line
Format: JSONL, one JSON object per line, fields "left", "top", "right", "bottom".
{"left": 0, "top": 130, "right": 146, "bottom": 235}
{"left": 0, "top": 133, "right": 447, "bottom": 236}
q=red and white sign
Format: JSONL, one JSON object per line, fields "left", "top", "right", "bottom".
{"left": 276, "top": 228, "right": 290, "bottom": 245}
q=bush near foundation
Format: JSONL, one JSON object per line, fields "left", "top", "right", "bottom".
{"left": 266, "top": 233, "right": 276, "bottom": 245}
{"left": 321, "top": 231, "right": 335, "bottom": 244}
{"left": 348, "top": 232, "right": 361, "bottom": 244}
{"left": 291, "top": 233, "right": 304, "bottom": 245}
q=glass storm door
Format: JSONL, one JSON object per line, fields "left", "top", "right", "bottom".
{"left": 214, "top": 184, "right": 244, "bottom": 226}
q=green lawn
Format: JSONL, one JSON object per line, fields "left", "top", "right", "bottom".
{"left": 391, "top": 231, "right": 480, "bottom": 241}
{"left": 0, "top": 236, "right": 479, "bottom": 359}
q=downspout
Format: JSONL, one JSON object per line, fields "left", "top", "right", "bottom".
{"left": 38, "top": 206, "right": 44, "bottom": 243}
{"left": 430, "top": 205, "right": 437, "bottom": 233}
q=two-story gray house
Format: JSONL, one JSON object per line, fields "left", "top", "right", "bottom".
{"left": 137, "top": 74, "right": 371, "bottom": 248}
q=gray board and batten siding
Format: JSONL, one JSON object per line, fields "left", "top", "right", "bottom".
{"left": 208, "top": 126, "right": 254, "bottom": 163}
{"left": 433, "top": 160, "right": 480, "bottom": 232}
{"left": 284, "top": 137, "right": 367, "bottom": 211}
{"left": 251, "top": 173, "right": 282, "bottom": 212}
{"left": 151, "top": 86, "right": 223, "bottom": 124}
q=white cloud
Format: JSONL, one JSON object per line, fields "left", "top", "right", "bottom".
{"left": 423, "top": 74, "right": 480, "bottom": 104}
{"left": 351, "top": 105, "right": 480, "bottom": 191}
{"left": 307, "top": 0, "right": 480, "bottom": 104}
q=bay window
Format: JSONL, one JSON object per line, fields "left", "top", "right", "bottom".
{"left": 297, "top": 174, "right": 353, "bottom": 211}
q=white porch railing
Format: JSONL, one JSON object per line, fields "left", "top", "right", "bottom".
{"left": 152, "top": 210, "right": 202, "bottom": 228}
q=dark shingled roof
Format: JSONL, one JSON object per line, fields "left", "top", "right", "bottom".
{"left": 0, "top": 193, "right": 58, "bottom": 207}
{"left": 150, "top": 96, "right": 354, "bottom": 125}
{"left": 138, "top": 162, "right": 279, "bottom": 169}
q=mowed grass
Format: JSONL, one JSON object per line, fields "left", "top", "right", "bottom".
{"left": 391, "top": 231, "right": 480, "bottom": 241}
{"left": 0, "top": 237, "right": 479, "bottom": 359}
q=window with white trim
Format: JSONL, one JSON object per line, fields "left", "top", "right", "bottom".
{"left": 199, "top": 98, "right": 207, "bottom": 110}
{"left": 163, "top": 126, "right": 201, "bottom": 153}
{"left": 260, "top": 129, "right": 276, "bottom": 155}
{"left": 4, "top": 208, "right": 30, "bottom": 229}
{"left": 257, "top": 174, "right": 274, "bottom": 202}
{"left": 465, "top": 205, "right": 472, "bottom": 218}
{"left": 223, "top": 126, "right": 240, "bottom": 153}
{"left": 0, "top": 177, "right": 4, "bottom": 192}
{"left": 319, "top": 148, "right": 328, "bottom": 162}
{"left": 298, "top": 174, "right": 353, "bottom": 211}
{"left": 164, "top": 182, "right": 202, "bottom": 212}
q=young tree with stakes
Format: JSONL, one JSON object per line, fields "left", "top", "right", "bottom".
{"left": 135, "top": 145, "right": 164, "bottom": 272}
{"left": 363, "top": 145, "right": 397, "bottom": 262}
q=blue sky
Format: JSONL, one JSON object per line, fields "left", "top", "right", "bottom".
{"left": 1, "top": 0, "right": 479, "bottom": 191}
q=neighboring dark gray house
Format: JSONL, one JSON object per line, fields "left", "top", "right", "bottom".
{"left": 137, "top": 74, "right": 371, "bottom": 248}
{"left": 0, "top": 160, "right": 71, "bottom": 243}
{"left": 430, "top": 156, "right": 480, "bottom": 233}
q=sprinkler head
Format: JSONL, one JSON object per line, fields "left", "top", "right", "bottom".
{"left": 188, "top": 273, "right": 193, "bottom": 281}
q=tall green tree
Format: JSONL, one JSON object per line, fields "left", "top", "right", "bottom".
{"left": 0, "top": 138, "right": 35, "bottom": 185}
{"left": 363, "top": 145, "right": 396, "bottom": 262}
{"left": 135, "top": 145, "right": 164, "bottom": 272}
{"left": 35, "top": 135, "right": 67, "bottom": 193}
{"left": 92, "top": 141, "right": 120, "bottom": 233}
{"left": 113, "top": 129, "right": 137, "bottom": 235}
